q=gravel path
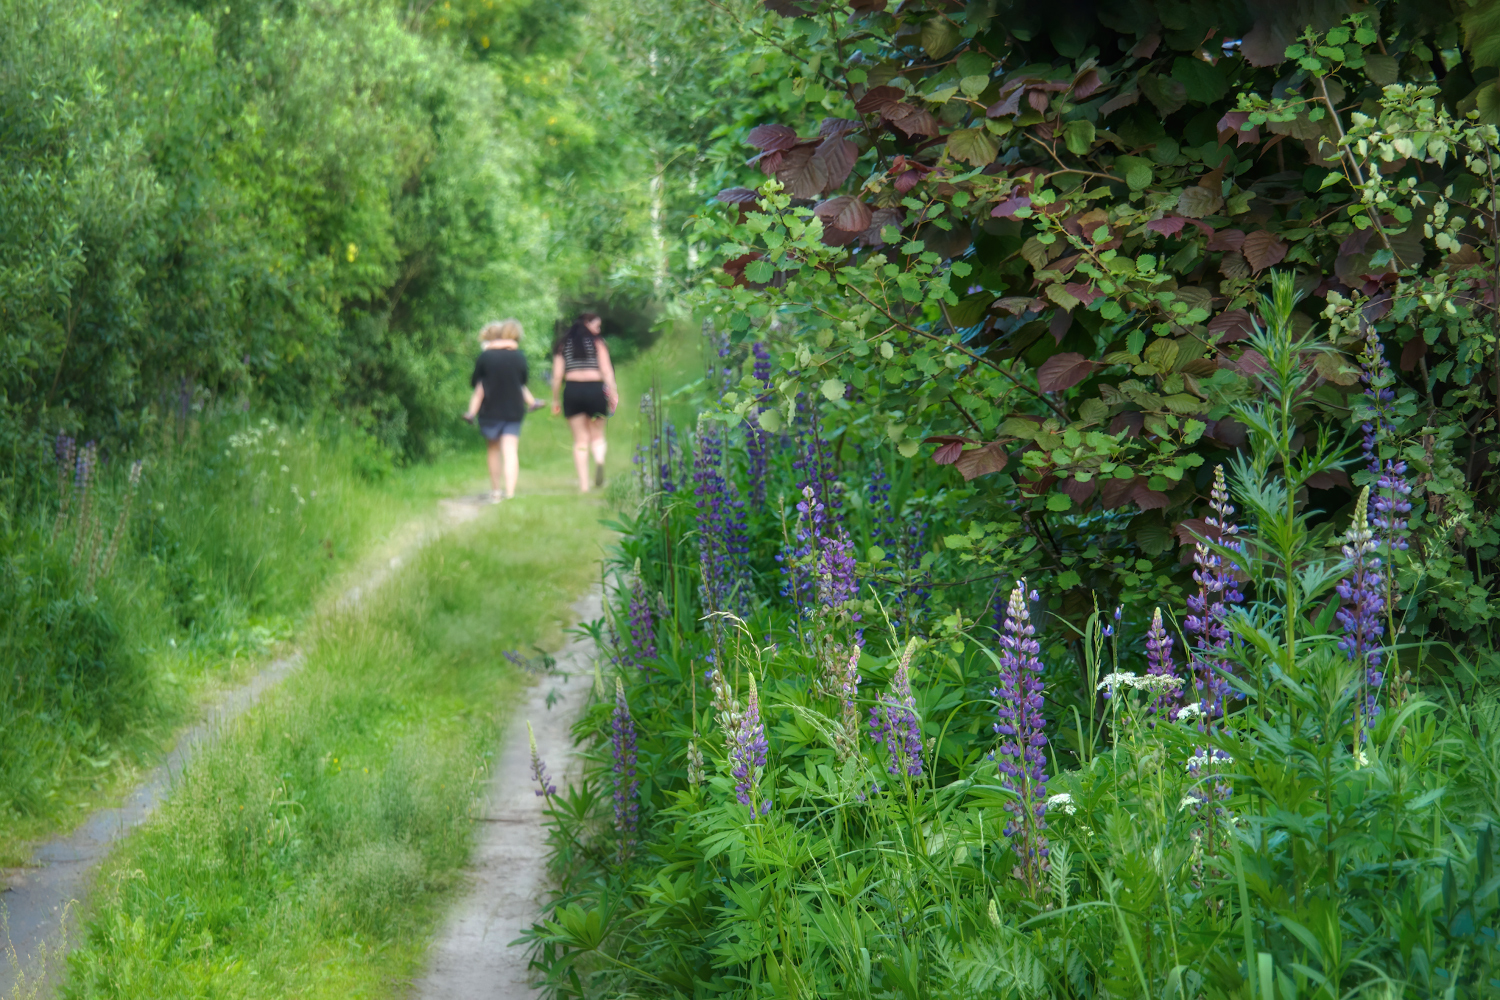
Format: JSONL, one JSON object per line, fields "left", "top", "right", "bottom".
{"left": 411, "top": 587, "right": 600, "bottom": 1000}
{"left": 0, "top": 496, "right": 490, "bottom": 999}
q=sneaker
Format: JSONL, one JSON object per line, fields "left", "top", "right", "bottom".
{"left": 594, "top": 465, "right": 605, "bottom": 489}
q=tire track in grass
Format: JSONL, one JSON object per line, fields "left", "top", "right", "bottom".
{"left": 412, "top": 588, "right": 599, "bottom": 1000}
{"left": 0, "top": 496, "right": 488, "bottom": 999}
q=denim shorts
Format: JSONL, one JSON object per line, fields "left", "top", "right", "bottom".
{"left": 479, "top": 419, "right": 522, "bottom": 441}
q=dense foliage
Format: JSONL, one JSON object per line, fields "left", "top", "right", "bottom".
{"left": 524, "top": 1, "right": 1500, "bottom": 996}
{"left": 688, "top": 0, "right": 1500, "bottom": 679}
{"left": 528, "top": 284, "right": 1499, "bottom": 999}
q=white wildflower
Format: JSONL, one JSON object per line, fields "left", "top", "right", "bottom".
{"left": 1178, "top": 794, "right": 1204, "bottom": 812}
{"left": 1097, "top": 671, "right": 1139, "bottom": 692}
{"left": 1177, "top": 702, "right": 1204, "bottom": 723}
{"left": 1354, "top": 749, "right": 1369, "bottom": 767}
{"left": 1046, "top": 792, "right": 1077, "bottom": 815}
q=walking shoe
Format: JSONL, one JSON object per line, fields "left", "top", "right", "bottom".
{"left": 594, "top": 464, "right": 605, "bottom": 489}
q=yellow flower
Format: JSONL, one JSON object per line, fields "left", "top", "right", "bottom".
{"left": 481, "top": 35, "right": 489, "bottom": 48}
{"left": 346, "top": 243, "right": 358, "bottom": 263}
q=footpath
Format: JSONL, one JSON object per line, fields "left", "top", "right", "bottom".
{"left": 412, "top": 589, "right": 599, "bottom": 1000}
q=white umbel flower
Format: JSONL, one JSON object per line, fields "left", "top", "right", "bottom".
{"left": 1046, "top": 792, "right": 1077, "bottom": 815}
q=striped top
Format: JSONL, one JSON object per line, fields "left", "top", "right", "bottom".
{"left": 558, "top": 331, "right": 600, "bottom": 372}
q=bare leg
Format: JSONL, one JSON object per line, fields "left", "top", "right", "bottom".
{"left": 485, "top": 438, "right": 502, "bottom": 496}
{"left": 500, "top": 434, "right": 520, "bottom": 498}
{"left": 567, "top": 414, "right": 592, "bottom": 492}
{"left": 588, "top": 418, "right": 607, "bottom": 487}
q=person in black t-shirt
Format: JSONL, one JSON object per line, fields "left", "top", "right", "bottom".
{"left": 463, "top": 319, "right": 541, "bottom": 502}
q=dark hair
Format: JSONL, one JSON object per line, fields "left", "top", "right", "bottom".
{"left": 553, "top": 311, "right": 602, "bottom": 356}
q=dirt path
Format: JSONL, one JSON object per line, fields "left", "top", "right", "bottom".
{"left": 411, "top": 587, "right": 600, "bottom": 1000}
{"left": 0, "top": 495, "right": 490, "bottom": 998}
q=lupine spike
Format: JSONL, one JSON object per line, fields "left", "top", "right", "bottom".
{"left": 993, "top": 579, "right": 1049, "bottom": 895}
{"left": 869, "top": 638, "right": 923, "bottom": 776}
{"left": 611, "top": 678, "right": 640, "bottom": 857}
{"left": 527, "top": 720, "right": 557, "bottom": 798}
{"left": 1184, "top": 465, "right": 1243, "bottom": 726}
{"left": 694, "top": 418, "right": 750, "bottom": 614}
{"left": 728, "top": 673, "right": 769, "bottom": 813}
{"left": 1336, "top": 487, "right": 1387, "bottom": 732}
{"left": 1144, "top": 607, "right": 1179, "bottom": 722}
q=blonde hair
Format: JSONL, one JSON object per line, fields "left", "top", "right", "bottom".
{"left": 480, "top": 318, "right": 523, "bottom": 344}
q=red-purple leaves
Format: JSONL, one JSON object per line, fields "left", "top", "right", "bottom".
{"left": 954, "top": 442, "right": 1009, "bottom": 480}
{"left": 854, "top": 86, "right": 939, "bottom": 138}
{"left": 926, "top": 436, "right": 969, "bottom": 465}
{"left": 1242, "top": 230, "right": 1288, "bottom": 273}
{"left": 814, "top": 196, "right": 873, "bottom": 234}
{"left": 716, "top": 187, "right": 759, "bottom": 204}
{"left": 747, "top": 124, "right": 799, "bottom": 152}
{"left": 744, "top": 122, "right": 861, "bottom": 198}
{"left": 1036, "top": 353, "right": 1097, "bottom": 392}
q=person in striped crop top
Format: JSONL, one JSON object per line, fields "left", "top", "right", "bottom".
{"left": 550, "top": 312, "right": 616, "bottom": 492}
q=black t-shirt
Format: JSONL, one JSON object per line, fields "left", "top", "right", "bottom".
{"left": 471, "top": 348, "right": 529, "bottom": 422}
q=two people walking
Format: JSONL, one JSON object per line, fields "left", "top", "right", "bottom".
{"left": 463, "top": 312, "right": 616, "bottom": 502}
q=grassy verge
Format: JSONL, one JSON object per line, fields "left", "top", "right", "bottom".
{"left": 58, "top": 493, "right": 607, "bottom": 998}
{"left": 0, "top": 419, "right": 483, "bottom": 866}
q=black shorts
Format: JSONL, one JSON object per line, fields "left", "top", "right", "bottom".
{"left": 562, "top": 381, "right": 609, "bottom": 418}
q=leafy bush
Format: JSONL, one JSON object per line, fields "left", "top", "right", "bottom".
{"left": 685, "top": 0, "right": 1499, "bottom": 684}
{"left": 526, "top": 281, "right": 1498, "bottom": 998}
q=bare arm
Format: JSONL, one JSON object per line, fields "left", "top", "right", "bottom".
{"left": 465, "top": 383, "right": 484, "bottom": 420}
{"left": 597, "top": 339, "right": 618, "bottom": 412}
{"left": 550, "top": 354, "right": 564, "bottom": 415}
{"left": 522, "top": 385, "right": 537, "bottom": 408}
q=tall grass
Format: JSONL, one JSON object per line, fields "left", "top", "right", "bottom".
{"left": 58, "top": 492, "right": 607, "bottom": 998}
{"left": 0, "top": 412, "right": 455, "bottom": 863}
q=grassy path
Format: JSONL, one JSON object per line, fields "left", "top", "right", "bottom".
{"left": 411, "top": 588, "right": 599, "bottom": 1000}
{"left": 36, "top": 490, "right": 609, "bottom": 1000}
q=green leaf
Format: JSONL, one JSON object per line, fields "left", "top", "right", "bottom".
{"left": 1063, "top": 119, "right": 1096, "bottom": 156}
{"left": 745, "top": 259, "right": 774, "bottom": 283}
{"left": 1171, "top": 57, "right": 1227, "bottom": 102}
{"left": 820, "top": 378, "right": 846, "bottom": 401}
{"left": 1046, "top": 493, "right": 1073, "bottom": 512}
{"left": 921, "top": 16, "right": 962, "bottom": 58}
{"left": 756, "top": 408, "right": 783, "bottom": 433}
{"left": 947, "top": 127, "right": 999, "bottom": 167}
{"left": 1115, "top": 155, "right": 1154, "bottom": 191}
{"left": 959, "top": 74, "right": 990, "bottom": 98}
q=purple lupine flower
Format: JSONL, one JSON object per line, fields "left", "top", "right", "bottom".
{"left": 870, "top": 639, "right": 923, "bottom": 776}
{"left": 830, "top": 642, "right": 863, "bottom": 759}
{"left": 70, "top": 442, "right": 98, "bottom": 568}
{"left": 51, "top": 434, "right": 78, "bottom": 543}
{"left": 1144, "top": 607, "right": 1180, "bottom": 723}
{"left": 611, "top": 678, "right": 640, "bottom": 856}
{"left": 693, "top": 419, "right": 750, "bottom": 613}
{"left": 1184, "top": 465, "right": 1243, "bottom": 726}
{"left": 727, "top": 673, "right": 770, "bottom": 813}
{"left": 1336, "top": 487, "right": 1388, "bottom": 728}
{"left": 626, "top": 573, "right": 658, "bottom": 668}
{"left": 992, "top": 579, "right": 1049, "bottom": 895}
{"left": 527, "top": 721, "right": 556, "bottom": 798}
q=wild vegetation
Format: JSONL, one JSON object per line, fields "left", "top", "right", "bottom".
{"left": 527, "top": 1, "right": 1500, "bottom": 997}
{"left": 0, "top": 0, "right": 709, "bottom": 855}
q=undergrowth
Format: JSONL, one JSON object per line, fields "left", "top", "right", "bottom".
{"left": 0, "top": 413, "right": 431, "bottom": 863}
{"left": 525, "top": 278, "right": 1500, "bottom": 999}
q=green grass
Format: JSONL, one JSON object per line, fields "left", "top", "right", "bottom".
{"left": 0, "top": 419, "right": 490, "bottom": 866}
{"left": 58, "top": 494, "right": 608, "bottom": 999}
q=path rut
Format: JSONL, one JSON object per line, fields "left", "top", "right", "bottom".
{"left": 0, "top": 495, "right": 490, "bottom": 998}
{"left": 411, "top": 587, "right": 600, "bottom": 1000}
